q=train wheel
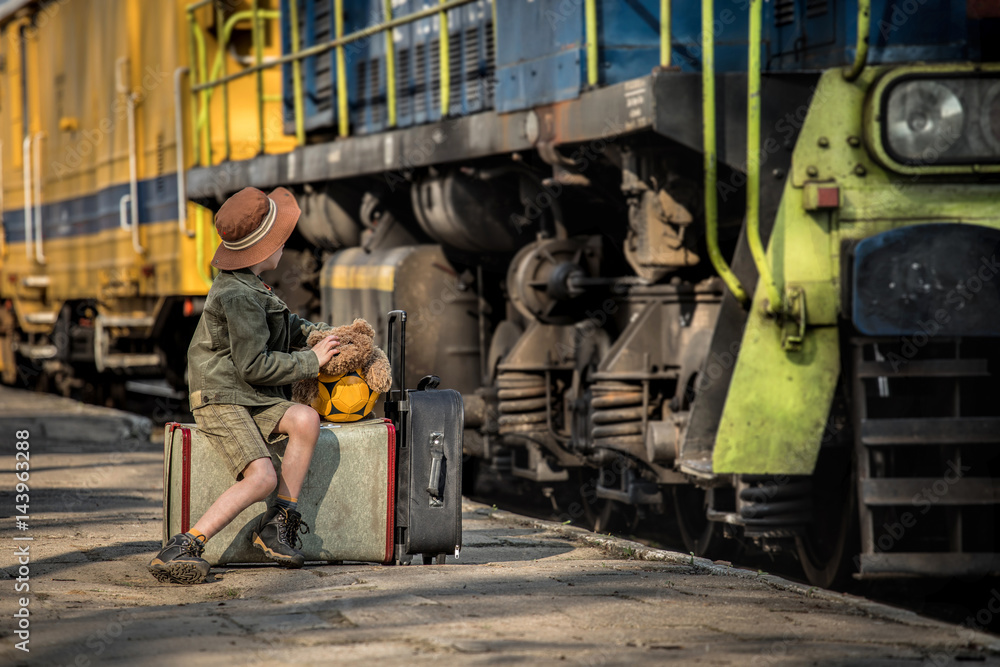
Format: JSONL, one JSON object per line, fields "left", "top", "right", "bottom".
{"left": 673, "top": 486, "right": 732, "bottom": 559}
{"left": 795, "top": 451, "right": 857, "bottom": 589}
{"left": 584, "top": 499, "right": 621, "bottom": 534}
{"left": 581, "top": 492, "right": 639, "bottom": 534}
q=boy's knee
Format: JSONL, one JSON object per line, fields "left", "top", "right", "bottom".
{"left": 287, "top": 405, "right": 320, "bottom": 437}
{"left": 244, "top": 458, "right": 277, "bottom": 496}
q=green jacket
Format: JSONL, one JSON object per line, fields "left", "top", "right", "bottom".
{"left": 187, "top": 268, "right": 331, "bottom": 410}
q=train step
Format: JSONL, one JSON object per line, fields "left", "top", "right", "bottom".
{"left": 851, "top": 337, "right": 1000, "bottom": 579}
{"left": 860, "top": 417, "right": 1000, "bottom": 445}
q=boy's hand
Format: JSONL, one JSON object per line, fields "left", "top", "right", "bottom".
{"left": 311, "top": 335, "right": 340, "bottom": 367}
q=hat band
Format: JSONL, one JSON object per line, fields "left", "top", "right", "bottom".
{"left": 222, "top": 198, "right": 277, "bottom": 251}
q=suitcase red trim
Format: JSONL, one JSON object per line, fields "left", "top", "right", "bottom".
{"left": 384, "top": 419, "right": 396, "bottom": 564}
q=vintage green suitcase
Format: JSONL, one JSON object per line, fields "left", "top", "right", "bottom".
{"left": 163, "top": 419, "right": 396, "bottom": 565}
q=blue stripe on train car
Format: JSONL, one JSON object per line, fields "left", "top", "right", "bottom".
{"left": 2, "top": 174, "right": 179, "bottom": 244}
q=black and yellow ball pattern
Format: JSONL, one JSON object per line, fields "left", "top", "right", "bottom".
{"left": 312, "top": 369, "right": 380, "bottom": 422}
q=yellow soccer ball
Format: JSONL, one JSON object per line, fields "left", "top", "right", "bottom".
{"left": 313, "top": 369, "right": 380, "bottom": 422}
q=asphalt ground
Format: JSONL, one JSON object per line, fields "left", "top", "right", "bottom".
{"left": 1, "top": 386, "right": 999, "bottom": 666}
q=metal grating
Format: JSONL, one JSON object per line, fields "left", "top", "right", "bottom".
{"left": 356, "top": 59, "right": 367, "bottom": 113}
{"left": 430, "top": 38, "right": 441, "bottom": 114}
{"left": 286, "top": 0, "right": 498, "bottom": 132}
{"left": 484, "top": 21, "right": 495, "bottom": 106}
{"left": 370, "top": 57, "right": 381, "bottom": 125}
{"left": 397, "top": 47, "right": 411, "bottom": 119}
{"left": 806, "top": 0, "right": 829, "bottom": 17}
{"left": 464, "top": 27, "right": 480, "bottom": 108}
{"left": 414, "top": 42, "right": 427, "bottom": 117}
{"left": 449, "top": 31, "right": 462, "bottom": 115}
{"left": 775, "top": 0, "right": 795, "bottom": 26}
{"left": 313, "top": 1, "right": 333, "bottom": 113}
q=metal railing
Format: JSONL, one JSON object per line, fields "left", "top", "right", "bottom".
{"left": 703, "top": 0, "right": 871, "bottom": 312}
{"left": 186, "top": 0, "right": 483, "bottom": 156}
{"left": 186, "top": 3, "right": 281, "bottom": 164}
{"left": 187, "top": 0, "right": 678, "bottom": 153}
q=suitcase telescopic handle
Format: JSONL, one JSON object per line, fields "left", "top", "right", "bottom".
{"left": 387, "top": 310, "right": 406, "bottom": 402}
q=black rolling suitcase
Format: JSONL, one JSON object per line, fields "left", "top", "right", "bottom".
{"left": 385, "top": 310, "right": 463, "bottom": 565}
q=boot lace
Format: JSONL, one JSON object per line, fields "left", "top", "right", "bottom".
{"left": 180, "top": 535, "right": 205, "bottom": 558}
{"left": 282, "top": 511, "right": 310, "bottom": 550}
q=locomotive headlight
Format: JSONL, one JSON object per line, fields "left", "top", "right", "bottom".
{"left": 885, "top": 81, "right": 964, "bottom": 161}
{"left": 872, "top": 68, "right": 1000, "bottom": 172}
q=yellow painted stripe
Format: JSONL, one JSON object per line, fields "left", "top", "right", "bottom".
{"left": 329, "top": 264, "right": 396, "bottom": 292}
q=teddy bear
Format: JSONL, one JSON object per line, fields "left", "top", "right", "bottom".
{"left": 291, "top": 318, "right": 392, "bottom": 410}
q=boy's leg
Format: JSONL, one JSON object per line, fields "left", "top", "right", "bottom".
{"left": 249, "top": 404, "right": 320, "bottom": 568}
{"left": 190, "top": 457, "right": 277, "bottom": 539}
{"left": 273, "top": 404, "right": 321, "bottom": 499}
{"left": 151, "top": 404, "right": 277, "bottom": 584}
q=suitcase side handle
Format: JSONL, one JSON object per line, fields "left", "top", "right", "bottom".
{"left": 386, "top": 310, "right": 406, "bottom": 403}
{"left": 427, "top": 431, "right": 445, "bottom": 505}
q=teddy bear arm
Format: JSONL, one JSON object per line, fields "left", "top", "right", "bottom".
{"left": 365, "top": 346, "right": 393, "bottom": 394}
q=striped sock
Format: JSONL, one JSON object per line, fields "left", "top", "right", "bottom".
{"left": 276, "top": 494, "right": 298, "bottom": 512}
{"left": 186, "top": 529, "right": 207, "bottom": 544}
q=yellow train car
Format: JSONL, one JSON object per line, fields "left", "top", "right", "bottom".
{"left": 0, "top": 0, "right": 292, "bottom": 394}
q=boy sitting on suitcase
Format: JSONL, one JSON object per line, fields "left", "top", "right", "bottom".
{"left": 149, "top": 187, "right": 340, "bottom": 585}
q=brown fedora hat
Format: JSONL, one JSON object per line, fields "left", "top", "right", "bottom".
{"left": 211, "top": 187, "right": 301, "bottom": 270}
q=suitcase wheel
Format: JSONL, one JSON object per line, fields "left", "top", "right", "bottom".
{"left": 422, "top": 554, "right": 446, "bottom": 565}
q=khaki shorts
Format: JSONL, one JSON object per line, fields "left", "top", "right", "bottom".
{"left": 192, "top": 401, "right": 297, "bottom": 478}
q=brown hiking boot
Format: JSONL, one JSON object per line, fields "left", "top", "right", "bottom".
{"left": 148, "top": 533, "right": 211, "bottom": 584}
{"left": 251, "top": 506, "right": 309, "bottom": 568}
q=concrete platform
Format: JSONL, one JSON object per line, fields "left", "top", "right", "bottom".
{"left": 0, "top": 388, "right": 997, "bottom": 665}
{"left": 0, "top": 386, "right": 152, "bottom": 444}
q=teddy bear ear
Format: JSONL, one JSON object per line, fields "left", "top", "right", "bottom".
{"left": 352, "top": 318, "right": 375, "bottom": 337}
